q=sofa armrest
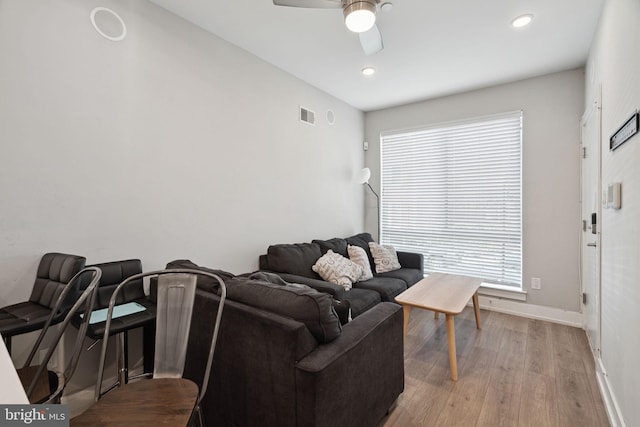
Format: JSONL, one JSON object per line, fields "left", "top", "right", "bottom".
{"left": 269, "top": 272, "right": 346, "bottom": 301}
{"left": 295, "top": 302, "right": 404, "bottom": 427}
{"left": 397, "top": 250, "right": 424, "bottom": 271}
{"left": 191, "top": 292, "right": 319, "bottom": 427}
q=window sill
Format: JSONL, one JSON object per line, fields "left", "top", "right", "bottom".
{"left": 479, "top": 283, "right": 527, "bottom": 302}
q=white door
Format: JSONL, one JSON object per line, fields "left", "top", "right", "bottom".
{"left": 581, "top": 97, "right": 602, "bottom": 357}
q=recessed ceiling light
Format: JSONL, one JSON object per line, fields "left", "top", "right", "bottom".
{"left": 511, "top": 14, "right": 533, "bottom": 28}
{"left": 362, "top": 67, "right": 376, "bottom": 76}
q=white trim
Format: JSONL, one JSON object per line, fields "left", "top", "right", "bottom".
{"left": 479, "top": 282, "right": 527, "bottom": 301}
{"left": 474, "top": 295, "right": 583, "bottom": 327}
{"left": 594, "top": 357, "right": 626, "bottom": 427}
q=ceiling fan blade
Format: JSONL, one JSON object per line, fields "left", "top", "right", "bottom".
{"left": 272, "top": 0, "right": 341, "bottom": 8}
{"left": 359, "top": 24, "right": 384, "bottom": 56}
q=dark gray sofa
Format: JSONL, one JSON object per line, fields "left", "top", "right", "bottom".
{"left": 182, "top": 271, "right": 405, "bottom": 427}
{"left": 259, "top": 233, "right": 424, "bottom": 318}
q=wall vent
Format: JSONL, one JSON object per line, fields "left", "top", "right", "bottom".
{"left": 299, "top": 106, "right": 315, "bottom": 126}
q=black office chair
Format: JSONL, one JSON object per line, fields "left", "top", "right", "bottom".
{"left": 0, "top": 253, "right": 86, "bottom": 353}
{"left": 17, "top": 267, "right": 101, "bottom": 403}
{"left": 73, "top": 259, "right": 156, "bottom": 387}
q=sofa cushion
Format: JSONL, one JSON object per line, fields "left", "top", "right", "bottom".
{"left": 369, "top": 243, "right": 402, "bottom": 274}
{"left": 354, "top": 276, "right": 407, "bottom": 302}
{"left": 348, "top": 245, "right": 374, "bottom": 281}
{"left": 312, "top": 250, "right": 362, "bottom": 291}
{"left": 266, "top": 243, "right": 323, "bottom": 279}
{"left": 248, "top": 271, "right": 351, "bottom": 325}
{"left": 376, "top": 268, "right": 424, "bottom": 287}
{"left": 272, "top": 272, "right": 347, "bottom": 301}
{"left": 246, "top": 271, "right": 290, "bottom": 286}
{"left": 312, "top": 238, "right": 348, "bottom": 257}
{"left": 255, "top": 271, "right": 380, "bottom": 320}
{"left": 225, "top": 277, "right": 342, "bottom": 343}
{"left": 342, "top": 288, "right": 381, "bottom": 318}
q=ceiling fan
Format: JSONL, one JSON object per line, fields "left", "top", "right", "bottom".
{"left": 272, "top": 0, "right": 391, "bottom": 56}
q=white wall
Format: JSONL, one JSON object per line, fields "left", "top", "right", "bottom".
{"left": 365, "top": 69, "right": 585, "bottom": 312}
{"left": 0, "top": 0, "right": 364, "bottom": 309}
{"left": 586, "top": 0, "right": 640, "bottom": 425}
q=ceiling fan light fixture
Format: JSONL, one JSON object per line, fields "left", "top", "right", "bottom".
{"left": 344, "top": 1, "right": 377, "bottom": 33}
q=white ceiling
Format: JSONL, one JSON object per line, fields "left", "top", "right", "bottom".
{"left": 147, "top": 0, "right": 604, "bottom": 112}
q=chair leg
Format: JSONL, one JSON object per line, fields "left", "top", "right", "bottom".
{"left": 195, "top": 404, "right": 205, "bottom": 427}
{"left": 143, "top": 323, "right": 155, "bottom": 374}
{"left": 123, "top": 331, "right": 129, "bottom": 383}
{"left": 187, "top": 405, "right": 204, "bottom": 427}
{"left": 116, "top": 333, "right": 127, "bottom": 386}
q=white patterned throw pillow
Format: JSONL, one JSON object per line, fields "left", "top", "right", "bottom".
{"left": 347, "top": 245, "right": 374, "bottom": 281}
{"left": 368, "top": 242, "right": 401, "bottom": 274}
{"left": 312, "top": 250, "right": 363, "bottom": 291}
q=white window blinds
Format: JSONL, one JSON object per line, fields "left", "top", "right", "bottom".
{"left": 380, "top": 111, "right": 522, "bottom": 287}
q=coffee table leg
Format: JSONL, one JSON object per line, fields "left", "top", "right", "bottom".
{"left": 472, "top": 291, "right": 481, "bottom": 329}
{"left": 445, "top": 314, "right": 458, "bottom": 381}
{"left": 402, "top": 305, "right": 412, "bottom": 338}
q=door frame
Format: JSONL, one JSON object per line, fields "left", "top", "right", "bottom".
{"left": 580, "top": 89, "right": 602, "bottom": 357}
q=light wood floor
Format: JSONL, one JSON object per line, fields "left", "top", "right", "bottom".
{"left": 379, "top": 307, "right": 610, "bottom": 427}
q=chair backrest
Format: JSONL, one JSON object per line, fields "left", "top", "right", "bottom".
{"left": 29, "top": 253, "right": 86, "bottom": 310}
{"left": 153, "top": 273, "right": 197, "bottom": 378}
{"left": 88, "top": 259, "right": 144, "bottom": 308}
{"left": 22, "top": 267, "right": 101, "bottom": 402}
{"left": 94, "top": 269, "right": 226, "bottom": 405}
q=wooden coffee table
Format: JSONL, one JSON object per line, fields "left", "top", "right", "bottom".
{"left": 395, "top": 272, "right": 482, "bottom": 381}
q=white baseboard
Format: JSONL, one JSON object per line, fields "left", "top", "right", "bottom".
{"left": 474, "top": 295, "right": 583, "bottom": 327}
{"left": 594, "top": 356, "right": 626, "bottom": 427}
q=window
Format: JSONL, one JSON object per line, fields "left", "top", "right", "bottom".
{"left": 380, "top": 111, "right": 522, "bottom": 288}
